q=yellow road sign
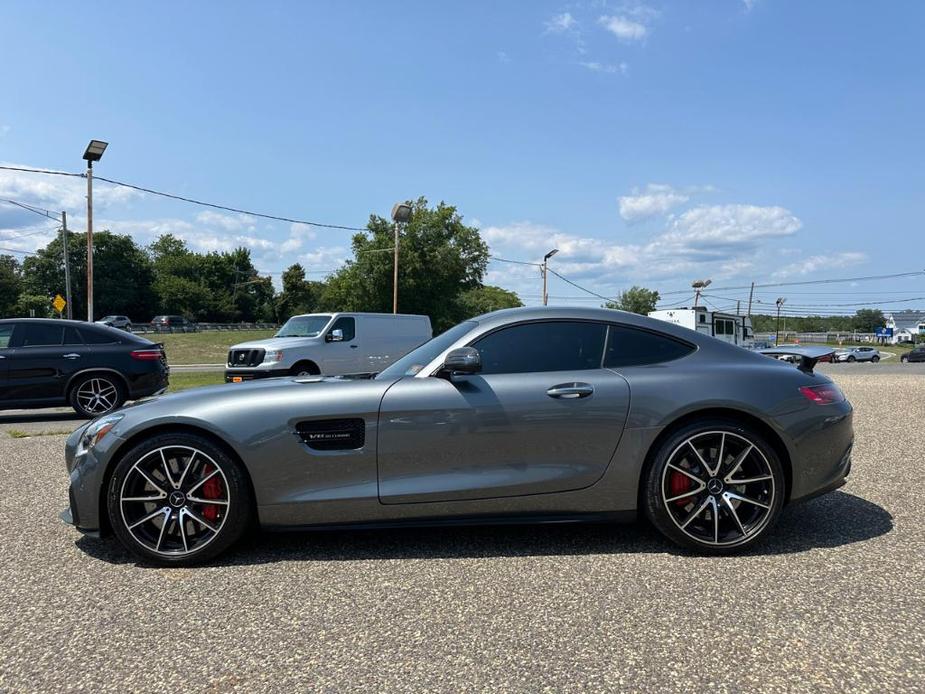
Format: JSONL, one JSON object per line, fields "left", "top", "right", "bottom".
{"left": 52, "top": 294, "right": 66, "bottom": 313}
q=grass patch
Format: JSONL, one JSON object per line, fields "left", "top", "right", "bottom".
{"left": 148, "top": 330, "right": 275, "bottom": 365}
{"left": 7, "top": 429, "right": 73, "bottom": 438}
{"left": 167, "top": 371, "right": 226, "bottom": 392}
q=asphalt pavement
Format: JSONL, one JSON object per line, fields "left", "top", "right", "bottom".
{"left": 0, "top": 372, "right": 923, "bottom": 691}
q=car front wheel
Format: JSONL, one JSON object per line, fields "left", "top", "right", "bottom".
{"left": 107, "top": 433, "right": 252, "bottom": 565}
{"left": 643, "top": 420, "right": 785, "bottom": 554}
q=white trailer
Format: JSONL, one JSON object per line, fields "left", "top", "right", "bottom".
{"left": 648, "top": 307, "right": 754, "bottom": 346}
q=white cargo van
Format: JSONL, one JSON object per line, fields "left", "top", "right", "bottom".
{"left": 224, "top": 312, "right": 432, "bottom": 381}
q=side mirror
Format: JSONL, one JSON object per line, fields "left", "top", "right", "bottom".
{"left": 442, "top": 346, "right": 481, "bottom": 375}
{"left": 326, "top": 328, "right": 344, "bottom": 343}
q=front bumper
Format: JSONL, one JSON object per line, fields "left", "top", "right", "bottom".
{"left": 224, "top": 368, "right": 288, "bottom": 383}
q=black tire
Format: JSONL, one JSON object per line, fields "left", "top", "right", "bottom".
{"left": 901, "top": 355, "right": 908, "bottom": 363}
{"left": 69, "top": 373, "right": 126, "bottom": 418}
{"left": 871, "top": 355, "right": 880, "bottom": 363}
{"left": 107, "top": 432, "right": 253, "bottom": 566}
{"left": 847, "top": 355, "right": 856, "bottom": 362}
{"left": 643, "top": 418, "right": 785, "bottom": 554}
{"left": 290, "top": 361, "right": 320, "bottom": 377}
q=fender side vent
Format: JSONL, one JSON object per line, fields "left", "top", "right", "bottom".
{"left": 296, "top": 418, "right": 365, "bottom": 451}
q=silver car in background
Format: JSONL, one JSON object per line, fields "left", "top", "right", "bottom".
{"left": 834, "top": 346, "right": 881, "bottom": 363}
{"left": 63, "top": 306, "right": 854, "bottom": 566}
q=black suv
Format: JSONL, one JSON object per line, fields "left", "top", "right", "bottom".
{"left": 0, "top": 319, "right": 168, "bottom": 417}
{"left": 901, "top": 346, "right": 925, "bottom": 363}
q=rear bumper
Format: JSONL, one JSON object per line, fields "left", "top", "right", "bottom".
{"left": 788, "top": 403, "right": 854, "bottom": 502}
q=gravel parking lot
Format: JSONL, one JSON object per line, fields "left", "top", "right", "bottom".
{"left": 1, "top": 371, "right": 923, "bottom": 692}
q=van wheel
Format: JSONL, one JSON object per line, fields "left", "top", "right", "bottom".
{"left": 290, "top": 361, "right": 320, "bottom": 377}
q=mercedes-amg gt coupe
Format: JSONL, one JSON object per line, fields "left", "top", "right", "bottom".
{"left": 62, "top": 307, "right": 854, "bottom": 565}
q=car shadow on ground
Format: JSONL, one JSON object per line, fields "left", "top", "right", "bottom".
{"left": 0, "top": 411, "right": 86, "bottom": 425}
{"left": 75, "top": 490, "right": 893, "bottom": 567}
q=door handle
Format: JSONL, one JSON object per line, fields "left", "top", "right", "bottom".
{"left": 350, "top": 345, "right": 358, "bottom": 349}
{"left": 546, "top": 382, "right": 594, "bottom": 399}
{"left": 62, "top": 353, "right": 81, "bottom": 359}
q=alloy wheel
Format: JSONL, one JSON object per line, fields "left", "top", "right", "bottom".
{"left": 75, "top": 377, "right": 119, "bottom": 415}
{"left": 119, "top": 446, "right": 231, "bottom": 557}
{"left": 661, "top": 431, "right": 776, "bottom": 546}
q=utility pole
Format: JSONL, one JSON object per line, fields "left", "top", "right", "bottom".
{"left": 390, "top": 202, "right": 413, "bottom": 314}
{"left": 61, "top": 211, "right": 72, "bottom": 320}
{"left": 692, "top": 278, "right": 712, "bottom": 308}
{"left": 542, "top": 249, "right": 558, "bottom": 306}
{"left": 775, "top": 297, "right": 786, "bottom": 344}
{"left": 746, "top": 281, "right": 755, "bottom": 318}
{"left": 736, "top": 300, "right": 741, "bottom": 316}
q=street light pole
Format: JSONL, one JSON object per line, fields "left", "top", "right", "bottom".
{"left": 775, "top": 297, "right": 786, "bottom": 343}
{"left": 82, "top": 140, "right": 108, "bottom": 322}
{"left": 390, "top": 202, "right": 413, "bottom": 314}
{"left": 542, "top": 249, "right": 558, "bottom": 306}
{"left": 61, "top": 211, "right": 72, "bottom": 320}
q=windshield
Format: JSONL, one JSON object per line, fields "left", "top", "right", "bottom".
{"left": 377, "top": 321, "right": 477, "bottom": 379}
{"left": 275, "top": 315, "right": 332, "bottom": 337}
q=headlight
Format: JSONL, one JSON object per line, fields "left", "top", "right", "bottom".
{"left": 78, "top": 413, "right": 124, "bottom": 455}
{"left": 263, "top": 350, "right": 284, "bottom": 364}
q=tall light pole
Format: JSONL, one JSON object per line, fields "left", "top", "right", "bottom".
{"left": 82, "top": 139, "right": 108, "bottom": 322}
{"left": 775, "top": 297, "right": 786, "bottom": 344}
{"left": 542, "top": 249, "right": 558, "bottom": 306}
{"left": 390, "top": 202, "right": 412, "bottom": 314}
{"left": 61, "top": 211, "right": 72, "bottom": 320}
{"left": 691, "top": 278, "right": 712, "bottom": 307}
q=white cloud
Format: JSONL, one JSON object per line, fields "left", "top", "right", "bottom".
{"left": 544, "top": 12, "right": 577, "bottom": 34}
{"left": 662, "top": 204, "right": 802, "bottom": 248}
{"left": 742, "top": 0, "right": 757, "bottom": 11}
{"left": 579, "top": 61, "right": 629, "bottom": 75}
{"left": 497, "top": 50, "right": 511, "bottom": 63}
{"left": 772, "top": 251, "right": 866, "bottom": 278}
{"left": 598, "top": 15, "right": 648, "bottom": 41}
{"left": 619, "top": 184, "right": 690, "bottom": 222}
{"left": 0, "top": 163, "right": 141, "bottom": 213}
{"left": 195, "top": 210, "right": 256, "bottom": 231}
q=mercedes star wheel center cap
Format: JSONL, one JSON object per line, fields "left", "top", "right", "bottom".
{"left": 168, "top": 491, "right": 186, "bottom": 508}
{"left": 707, "top": 478, "right": 724, "bottom": 495}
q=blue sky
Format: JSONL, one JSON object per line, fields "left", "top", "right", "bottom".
{"left": 1, "top": 1, "right": 923, "bottom": 312}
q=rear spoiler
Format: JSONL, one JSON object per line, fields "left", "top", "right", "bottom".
{"left": 759, "top": 346, "right": 835, "bottom": 373}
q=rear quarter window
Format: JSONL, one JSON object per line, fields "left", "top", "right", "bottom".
{"left": 79, "top": 328, "right": 121, "bottom": 345}
{"left": 604, "top": 325, "right": 695, "bottom": 368}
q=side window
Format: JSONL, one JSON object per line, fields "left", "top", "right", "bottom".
{"left": 20, "top": 323, "right": 64, "bottom": 347}
{"left": 472, "top": 321, "right": 607, "bottom": 375}
{"left": 0, "top": 325, "right": 14, "bottom": 349}
{"left": 329, "top": 317, "right": 356, "bottom": 341}
{"left": 64, "top": 327, "right": 85, "bottom": 345}
{"left": 79, "top": 328, "right": 119, "bottom": 345}
{"left": 604, "top": 325, "right": 695, "bottom": 368}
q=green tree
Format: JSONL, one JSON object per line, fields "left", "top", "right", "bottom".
{"left": 22, "top": 230, "right": 156, "bottom": 321}
{"left": 852, "top": 308, "right": 885, "bottom": 333}
{"left": 458, "top": 285, "right": 522, "bottom": 317}
{"left": 318, "top": 198, "right": 490, "bottom": 331}
{"left": 604, "top": 286, "right": 660, "bottom": 315}
{"left": 0, "top": 255, "right": 22, "bottom": 317}
{"left": 276, "top": 263, "right": 317, "bottom": 318}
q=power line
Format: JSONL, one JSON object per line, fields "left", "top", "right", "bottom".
{"left": 0, "top": 223, "right": 61, "bottom": 240}
{"left": 92, "top": 175, "right": 368, "bottom": 231}
{"left": 1, "top": 198, "right": 64, "bottom": 223}
{"left": 659, "top": 270, "right": 925, "bottom": 296}
{"left": 491, "top": 256, "right": 543, "bottom": 267}
{"left": 0, "top": 164, "right": 83, "bottom": 178}
{"left": 0, "top": 246, "right": 37, "bottom": 255}
{"left": 546, "top": 268, "right": 618, "bottom": 303}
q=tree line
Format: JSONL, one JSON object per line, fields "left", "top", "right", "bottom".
{"left": 0, "top": 198, "right": 521, "bottom": 332}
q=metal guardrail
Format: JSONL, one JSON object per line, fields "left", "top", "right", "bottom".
{"left": 130, "top": 323, "right": 279, "bottom": 335}
{"left": 755, "top": 332, "right": 880, "bottom": 344}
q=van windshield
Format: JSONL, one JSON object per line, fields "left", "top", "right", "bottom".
{"left": 377, "top": 321, "right": 477, "bottom": 379}
{"left": 275, "top": 315, "right": 332, "bottom": 337}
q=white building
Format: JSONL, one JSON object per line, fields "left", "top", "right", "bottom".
{"left": 885, "top": 310, "right": 925, "bottom": 344}
{"left": 648, "top": 307, "right": 754, "bottom": 346}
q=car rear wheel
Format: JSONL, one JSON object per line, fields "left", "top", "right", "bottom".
{"left": 70, "top": 373, "right": 126, "bottom": 417}
{"left": 871, "top": 355, "right": 880, "bottom": 363}
{"left": 643, "top": 419, "right": 785, "bottom": 554}
{"left": 107, "top": 433, "right": 252, "bottom": 566}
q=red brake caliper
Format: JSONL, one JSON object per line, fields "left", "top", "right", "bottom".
{"left": 669, "top": 470, "right": 693, "bottom": 506}
{"left": 200, "top": 463, "right": 224, "bottom": 521}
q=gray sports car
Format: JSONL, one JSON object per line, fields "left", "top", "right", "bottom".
{"left": 62, "top": 307, "right": 854, "bottom": 565}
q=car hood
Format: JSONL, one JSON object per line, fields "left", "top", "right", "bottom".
{"left": 229, "top": 336, "right": 323, "bottom": 350}
{"left": 108, "top": 374, "right": 401, "bottom": 438}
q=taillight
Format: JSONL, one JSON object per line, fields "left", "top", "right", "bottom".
{"left": 130, "top": 349, "right": 163, "bottom": 361}
{"left": 799, "top": 383, "right": 845, "bottom": 405}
